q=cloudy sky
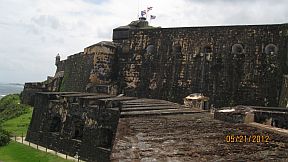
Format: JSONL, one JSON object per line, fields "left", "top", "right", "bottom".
{"left": 0, "top": 0, "right": 288, "bottom": 84}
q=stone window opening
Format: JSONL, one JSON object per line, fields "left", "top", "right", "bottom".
{"left": 286, "top": 43, "right": 288, "bottom": 66}
{"left": 122, "top": 43, "right": 130, "bottom": 54}
{"left": 49, "top": 116, "right": 61, "bottom": 132}
{"left": 271, "top": 119, "right": 279, "bottom": 127}
{"left": 232, "top": 44, "right": 244, "bottom": 54}
{"left": 203, "top": 46, "right": 213, "bottom": 61}
{"left": 146, "top": 44, "right": 155, "bottom": 54}
{"left": 72, "top": 121, "right": 84, "bottom": 140}
{"left": 144, "top": 44, "right": 156, "bottom": 61}
{"left": 204, "top": 46, "right": 212, "bottom": 53}
{"left": 173, "top": 44, "right": 182, "bottom": 59}
{"left": 173, "top": 45, "right": 182, "bottom": 53}
{"left": 265, "top": 44, "right": 278, "bottom": 55}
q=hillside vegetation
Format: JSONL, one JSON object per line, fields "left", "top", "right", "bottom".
{"left": 0, "top": 94, "right": 32, "bottom": 146}
{"left": 0, "top": 94, "right": 31, "bottom": 123}
{"left": 2, "top": 108, "right": 33, "bottom": 136}
{"left": 0, "top": 94, "right": 70, "bottom": 161}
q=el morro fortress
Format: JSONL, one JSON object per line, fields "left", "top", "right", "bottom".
{"left": 21, "top": 18, "right": 288, "bottom": 161}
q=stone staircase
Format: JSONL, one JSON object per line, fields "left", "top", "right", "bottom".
{"left": 119, "top": 98, "right": 206, "bottom": 117}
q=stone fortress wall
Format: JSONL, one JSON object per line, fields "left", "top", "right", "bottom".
{"left": 22, "top": 21, "right": 288, "bottom": 108}
{"left": 22, "top": 19, "right": 288, "bottom": 161}
{"left": 115, "top": 24, "right": 288, "bottom": 107}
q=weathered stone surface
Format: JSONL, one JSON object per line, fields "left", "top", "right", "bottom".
{"left": 279, "top": 75, "right": 288, "bottom": 107}
{"left": 26, "top": 92, "right": 120, "bottom": 162}
{"left": 111, "top": 113, "right": 288, "bottom": 161}
{"left": 60, "top": 52, "right": 94, "bottom": 92}
{"left": 116, "top": 24, "right": 288, "bottom": 107}
{"left": 21, "top": 82, "right": 47, "bottom": 106}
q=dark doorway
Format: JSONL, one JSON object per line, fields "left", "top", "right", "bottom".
{"left": 50, "top": 116, "right": 61, "bottom": 132}
{"left": 72, "top": 120, "right": 84, "bottom": 140}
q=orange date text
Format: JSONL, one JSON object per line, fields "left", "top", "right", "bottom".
{"left": 225, "top": 135, "right": 270, "bottom": 143}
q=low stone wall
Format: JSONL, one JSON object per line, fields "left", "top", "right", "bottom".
{"left": 254, "top": 111, "right": 288, "bottom": 129}
{"left": 214, "top": 106, "right": 288, "bottom": 129}
{"left": 21, "top": 82, "right": 47, "bottom": 106}
{"left": 214, "top": 106, "right": 255, "bottom": 123}
{"left": 26, "top": 92, "right": 123, "bottom": 162}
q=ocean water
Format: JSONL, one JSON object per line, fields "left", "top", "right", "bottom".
{"left": 0, "top": 83, "right": 24, "bottom": 99}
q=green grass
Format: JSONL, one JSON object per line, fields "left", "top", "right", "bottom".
{"left": 0, "top": 141, "right": 70, "bottom": 162}
{"left": 2, "top": 107, "right": 33, "bottom": 136}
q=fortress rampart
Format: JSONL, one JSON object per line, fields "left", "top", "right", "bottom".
{"left": 22, "top": 19, "right": 288, "bottom": 161}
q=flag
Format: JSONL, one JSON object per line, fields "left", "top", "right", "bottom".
{"left": 147, "top": 7, "right": 153, "bottom": 12}
{"left": 141, "top": 10, "right": 146, "bottom": 16}
{"left": 150, "top": 15, "right": 156, "bottom": 20}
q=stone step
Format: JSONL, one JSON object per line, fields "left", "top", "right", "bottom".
{"left": 121, "top": 105, "right": 181, "bottom": 112}
{"left": 97, "top": 97, "right": 138, "bottom": 108}
{"left": 98, "top": 96, "right": 137, "bottom": 102}
{"left": 121, "top": 103, "right": 174, "bottom": 108}
{"left": 122, "top": 102, "right": 177, "bottom": 106}
{"left": 80, "top": 94, "right": 114, "bottom": 100}
{"left": 122, "top": 99, "right": 173, "bottom": 104}
{"left": 120, "top": 108, "right": 206, "bottom": 117}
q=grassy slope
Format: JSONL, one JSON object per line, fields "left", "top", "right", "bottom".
{"left": 2, "top": 107, "right": 33, "bottom": 136}
{"left": 0, "top": 141, "right": 70, "bottom": 162}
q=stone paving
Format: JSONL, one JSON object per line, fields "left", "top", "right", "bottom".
{"left": 111, "top": 112, "right": 288, "bottom": 162}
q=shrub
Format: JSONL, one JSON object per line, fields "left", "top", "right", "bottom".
{"left": 0, "top": 127, "right": 11, "bottom": 146}
{"left": 0, "top": 94, "right": 20, "bottom": 112}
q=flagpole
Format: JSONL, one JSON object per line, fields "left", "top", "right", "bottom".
{"left": 137, "top": 0, "right": 139, "bottom": 18}
{"left": 146, "top": 7, "right": 147, "bottom": 19}
{"left": 149, "top": 16, "right": 151, "bottom": 24}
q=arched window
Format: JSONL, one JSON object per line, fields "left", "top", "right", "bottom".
{"left": 232, "top": 44, "right": 244, "bottom": 54}
{"left": 265, "top": 44, "right": 278, "bottom": 55}
{"left": 146, "top": 44, "right": 155, "bottom": 54}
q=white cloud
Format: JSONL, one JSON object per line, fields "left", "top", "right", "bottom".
{"left": 0, "top": 0, "right": 288, "bottom": 83}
